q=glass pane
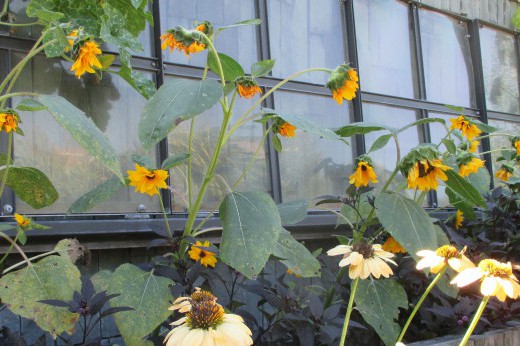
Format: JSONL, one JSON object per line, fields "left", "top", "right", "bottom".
{"left": 480, "top": 28, "right": 520, "bottom": 114}
{"left": 354, "top": 0, "right": 415, "bottom": 98}
{"left": 362, "top": 103, "right": 419, "bottom": 199}
{"left": 159, "top": 0, "right": 258, "bottom": 69}
{"left": 267, "top": 0, "right": 344, "bottom": 85}
{"left": 274, "top": 92, "right": 352, "bottom": 202}
{"left": 11, "top": 53, "right": 158, "bottom": 213}
{"left": 167, "top": 80, "right": 270, "bottom": 211}
{"left": 7, "top": 0, "right": 153, "bottom": 56}
{"left": 488, "top": 119, "right": 520, "bottom": 185}
{"left": 420, "top": 10, "right": 475, "bottom": 107}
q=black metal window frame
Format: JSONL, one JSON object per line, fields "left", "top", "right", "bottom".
{"left": 0, "top": 0, "right": 518, "bottom": 250}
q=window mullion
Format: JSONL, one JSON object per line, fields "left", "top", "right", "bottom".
{"left": 0, "top": 49, "right": 15, "bottom": 215}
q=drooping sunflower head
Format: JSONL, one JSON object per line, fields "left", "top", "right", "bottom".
{"left": 127, "top": 163, "right": 169, "bottom": 196}
{"left": 70, "top": 39, "right": 102, "bottom": 78}
{"left": 449, "top": 115, "right": 482, "bottom": 140}
{"left": 326, "top": 64, "right": 359, "bottom": 105}
{"left": 454, "top": 210, "right": 464, "bottom": 229}
{"left": 459, "top": 139, "right": 480, "bottom": 153}
{"left": 349, "top": 156, "right": 378, "bottom": 188}
{"left": 382, "top": 236, "right": 406, "bottom": 254}
{"left": 193, "top": 20, "right": 214, "bottom": 37}
{"left": 277, "top": 121, "right": 297, "bottom": 138}
{"left": 511, "top": 136, "right": 520, "bottom": 156}
{"left": 188, "top": 240, "right": 218, "bottom": 268}
{"left": 495, "top": 164, "right": 515, "bottom": 182}
{"left": 457, "top": 152, "right": 485, "bottom": 177}
{"left": 160, "top": 26, "right": 206, "bottom": 56}
{"left": 401, "top": 146, "right": 451, "bottom": 191}
{"left": 0, "top": 109, "right": 20, "bottom": 134}
{"left": 235, "top": 76, "right": 262, "bottom": 99}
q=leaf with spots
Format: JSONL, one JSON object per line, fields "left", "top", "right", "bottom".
{"left": 3, "top": 167, "right": 58, "bottom": 209}
{"left": 0, "top": 255, "right": 81, "bottom": 338}
{"left": 108, "top": 264, "right": 173, "bottom": 346}
{"left": 272, "top": 228, "right": 320, "bottom": 277}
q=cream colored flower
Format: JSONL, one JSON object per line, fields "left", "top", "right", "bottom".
{"left": 416, "top": 245, "right": 474, "bottom": 274}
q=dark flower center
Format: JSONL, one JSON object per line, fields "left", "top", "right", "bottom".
{"left": 352, "top": 242, "right": 373, "bottom": 259}
{"left": 418, "top": 162, "right": 435, "bottom": 178}
{"left": 186, "top": 300, "right": 225, "bottom": 330}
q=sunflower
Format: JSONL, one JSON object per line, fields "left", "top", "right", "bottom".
{"left": 65, "top": 29, "right": 78, "bottom": 52}
{"left": 416, "top": 245, "right": 474, "bottom": 274}
{"left": 454, "top": 210, "right": 464, "bottom": 229}
{"left": 469, "top": 140, "right": 480, "bottom": 153}
{"left": 188, "top": 241, "right": 218, "bottom": 268}
{"left": 382, "top": 236, "right": 406, "bottom": 254}
{"left": 451, "top": 259, "right": 520, "bottom": 302}
{"left": 406, "top": 159, "right": 451, "bottom": 191}
{"left": 278, "top": 122, "right": 296, "bottom": 138}
{"left": 14, "top": 213, "right": 30, "bottom": 228}
{"left": 449, "top": 116, "right": 482, "bottom": 140}
{"left": 349, "top": 159, "right": 378, "bottom": 188}
{"left": 512, "top": 137, "right": 520, "bottom": 156}
{"left": 327, "top": 242, "right": 396, "bottom": 279}
{"left": 495, "top": 165, "right": 514, "bottom": 182}
{"left": 70, "top": 40, "right": 102, "bottom": 78}
{"left": 160, "top": 23, "right": 208, "bottom": 56}
{"left": 0, "top": 112, "right": 19, "bottom": 133}
{"left": 235, "top": 76, "right": 262, "bottom": 99}
{"left": 127, "top": 163, "right": 168, "bottom": 196}
{"left": 326, "top": 64, "right": 359, "bottom": 105}
{"left": 458, "top": 157, "right": 485, "bottom": 177}
{"left": 165, "top": 290, "right": 253, "bottom": 346}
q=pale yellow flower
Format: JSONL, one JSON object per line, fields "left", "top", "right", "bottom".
{"left": 416, "top": 245, "right": 474, "bottom": 274}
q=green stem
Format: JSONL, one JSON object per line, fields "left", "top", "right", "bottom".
{"left": 477, "top": 149, "right": 509, "bottom": 156}
{"left": 459, "top": 296, "right": 490, "bottom": 346}
{"left": 340, "top": 277, "right": 359, "bottom": 346}
{"left": 158, "top": 193, "right": 173, "bottom": 241}
{"left": 0, "top": 0, "right": 8, "bottom": 19}
{"left": 0, "top": 232, "right": 18, "bottom": 266}
{"left": 0, "top": 21, "right": 39, "bottom": 26}
{"left": 187, "top": 118, "right": 195, "bottom": 207}
{"left": 2, "top": 249, "right": 56, "bottom": 274}
{"left": 0, "top": 231, "right": 30, "bottom": 266}
{"left": 0, "top": 132, "right": 13, "bottom": 199}
{"left": 397, "top": 266, "right": 447, "bottom": 343}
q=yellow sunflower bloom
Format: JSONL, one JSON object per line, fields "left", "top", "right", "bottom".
{"left": 237, "top": 83, "right": 262, "bottom": 99}
{"left": 14, "top": 213, "right": 30, "bottom": 228}
{"left": 495, "top": 166, "right": 514, "bottom": 182}
{"left": 70, "top": 40, "right": 102, "bottom": 78}
{"left": 469, "top": 140, "right": 480, "bottom": 153}
{"left": 349, "top": 160, "right": 378, "bottom": 188}
{"left": 327, "top": 65, "right": 359, "bottom": 105}
{"left": 0, "top": 112, "right": 18, "bottom": 133}
{"left": 451, "top": 259, "right": 520, "bottom": 302}
{"left": 278, "top": 122, "right": 297, "bottom": 138}
{"left": 160, "top": 23, "right": 208, "bottom": 57}
{"left": 406, "top": 159, "right": 451, "bottom": 191}
{"left": 382, "top": 236, "right": 406, "bottom": 254}
{"left": 416, "top": 245, "right": 474, "bottom": 274}
{"left": 188, "top": 240, "right": 218, "bottom": 268}
{"left": 458, "top": 157, "right": 485, "bottom": 177}
{"left": 327, "top": 242, "right": 396, "bottom": 279}
{"left": 454, "top": 210, "right": 464, "bottom": 229}
{"left": 127, "top": 163, "right": 168, "bottom": 196}
{"left": 65, "top": 29, "right": 78, "bottom": 52}
{"left": 449, "top": 116, "right": 482, "bottom": 140}
{"left": 513, "top": 138, "right": 520, "bottom": 156}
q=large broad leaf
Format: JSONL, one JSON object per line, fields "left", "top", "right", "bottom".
{"left": 277, "top": 200, "right": 308, "bottom": 226}
{"left": 139, "top": 79, "right": 222, "bottom": 150}
{"left": 0, "top": 255, "right": 81, "bottom": 338}
{"left": 219, "top": 192, "right": 282, "bottom": 278}
{"left": 465, "top": 167, "right": 491, "bottom": 196}
{"left": 3, "top": 167, "right": 58, "bottom": 209}
{"left": 335, "top": 122, "right": 388, "bottom": 137}
{"left": 368, "top": 134, "right": 392, "bottom": 153}
{"left": 37, "top": 95, "right": 123, "bottom": 180}
{"left": 446, "top": 188, "right": 476, "bottom": 220}
{"left": 375, "top": 192, "right": 437, "bottom": 260}
{"left": 251, "top": 59, "right": 275, "bottom": 78}
{"left": 272, "top": 228, "right": 320, "bottom": 277}
{"left": 68, "top": 176, "right": 126, "bottom": 213}
{"left": 207, "top": 53, "right": 244, "bottom": 82}
{"left": 108, "top": 264, "right": 173, "bottom": 346}
{"left": 445, "top": 170, "right": 486, "bottom": 208}
{"left": 264, "top": 109, "right": 341, "bottom": 141}
{"left": 118, "top": 65, "right": 156, "bottom": 100}
{"left": 355, "top": 279, "right": 408, "bottom": 346}
{"left": 397, "top": 117, "right": 445, "bottom": 134}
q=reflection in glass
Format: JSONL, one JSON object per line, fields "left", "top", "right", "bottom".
{"left": 420, "top": 10, "right": 475, "bottom": 107}
{"left": 480, "top": 28, "right": 520, "bottom": 114}
{"left": 489, "top": 119, "right": 520, "bottom": 185}
{"left": 12, "top": 53, "right": 157, "bottom": 213}
{"left": 274, "top": 92, "right": 352, "bottom": 202}
{"left": 167, "top": 83, "right": 270, "bottom": 211}
{"left": 267, "top": 0, "right": 344, "bottom": 85}
{"left": 363, "top": 103, "right": 419, "bottom": 199}
{"left": 159, "top": 0, "right": 258, "bottom": 70}
{"left": 354, "top": 0, "right": 415, "bottom": 98}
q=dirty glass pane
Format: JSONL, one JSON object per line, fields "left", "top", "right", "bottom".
{"left": 274, "top": 91, "right": 353, "bottom": 202}
{"left": 354, "top": 0, "right": 415, "bottom": 98}
{"left": 267, "top": 0, "right": 344, "bottom": 85}
{"left": 480, "top": 27, "right": 520, "bottom": 114}
{"left": 11, "top": 53, "right": 158, "bottom": 213}
{"left": 160, "top": 0, "right": 258, "bottom": 70}
{"left": 489, "top": 119, "right": 520, "bottom": 185}
{"left": 420, "top": 10, "right": 475, "bottom": 107}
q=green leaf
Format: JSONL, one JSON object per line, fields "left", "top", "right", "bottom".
{"left": 161, "top": 153, "right": 190, "bottom": 170}
{"left": 16, "top": 98, "right": 46, "bottom": 111}
{"left": 264, "top": 109, "right": 341, "bottom": 141}
{"left": 91, "top": 269, "right": 112, "bottom": 293}
{"left": 131, "top": 154, "right": 154, "bottom": 169}
{"left": 219, "top": 192, "right": 282, "bottom": 278}
{"left": 335, "top": 122, "right": 387, "bottom": 137}
{"left": 272, "top": 228, "right": 320, "bottom": 277}
{"left": 100, "top": 2, "right": 143, "bottom": 53}
{"left": 513, "top": 7, "right": 520, "bottom": 29}
{"left": 272, "top": 134, "right": 282, "bottom": 152}
{"left": 445, "top": 170, "right": 486, "bottom": 207}
{"left": 138, "top": 79, "right": 222, "bottom": 150}
{"left": 442, "top": 139, "right": 457, "bottom": 154}
{"left": 473, "top": 120, "right": 498, "bottom": 134}
{"left": 26, "top": 1, "right": 64, "bottom": 23}
{"left": 0, "top": 223, "right": 15, "bottom": 232}
{"left": 368, "top": 134, "right": 392, "bottom": 153}
{"left": 465, "top": 166, "right": 490, "bottom": 195}
{"left": 37, "top": 95, "right": 123, "bottom": 180}
{"left": 207, "top": 53, "right": 244, "bottom": 82}
{"left": 445, "top": 104, "right": 465, "bottom": 113}
{"left": 2, "top": 167, "right": 58, "bottom": 209}
{"left": 68, "top": 176, "right": 126, "bottom": 213}
{"left": 108, "top": 264, "right": 173, "bottom": 346}
{"left": 98, "top": 54, "right": 115, "bottom": 70}
{"left": 446, "top": 187, "right": 476, "bottom": 220}
{"left": 42, "top": 26, "right": 69, "bottom": 58}
{"left": 16, "top": 229, "right": 27, "bottom": 245}
{"left": 397, "top": 117, "right": 445, "bottom": 134}
{"left": 0, "top": 255, "right": 81, "bottom": 338}
{"left": 104, "top": 0, "right": 152, "bottom": 37}
{"left": 277, "top": 200, "right": 308, "bottom": 226}
{"left": 251, "top": 59, "right": 275, "bottom": 78}
{"left": 375, "top": 192, "right": 437, "bottom": 260}
{"left": 355, "top": 279, "right": 408, "bottom": 346}
{"left": 218, "top": 18, "right": 262, "bottom": 31}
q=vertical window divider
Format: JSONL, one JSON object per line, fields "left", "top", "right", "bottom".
{"left": 0, "top": 49, "right": 15, "bottom": 215}
{"left": 468, "top": 19, "right": 494, "bottom": 189}
{"left": 258, "top": 0, "right": 282, "bottom": 203}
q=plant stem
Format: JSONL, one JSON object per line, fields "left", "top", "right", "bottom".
{"left": 187, "top": 118, "right": 195, "bottom": 207}
{"left": 0, "top": 232, "right": 18, "bottom": 265}
{"left": 340, "top": 277, "right": 359, "bottom": 346}
{"left": 158, "top": 193, "right": 173, "bottom": 241}
{"left": 2, "top": 249, "right": 56, "bottom": 274}
{"left": 0, "top": 92, "right": 39, "bottom": 106}
{"left": 0, "top": 231, "right": 31, "bottom": 267}
{"left": 0, "top": 132, "right": 13, "bottom": 199}
{"left": 0, "top": 21, "right": 39, "bottom": 26}
{"left": 397, "top": 266, "right": 447, "bottom": 343}
{"left": 459, "top": 296, "right": 490, "bottom": 346}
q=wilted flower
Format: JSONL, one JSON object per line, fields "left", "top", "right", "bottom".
{"left": 416, "top": 245, "right": 474, "bottom": 274}
{"left": 277, "top": 121, "right": 296, "bottom": 138}
{"left": 188, "top": 241, "right": 217, "bottom": 268}
{"left": 458, "top": 155, "right": 485, "bottom": 177}
{"left": 382, "top": 236, "right": 406, "bottom": 254}
{"left": 235, "top": 76, "right": 262, "bottom": 99}
{"left": 65, "top": 29, "right": 78, "bottom": 52}
{"left": 326, "top": 64, "right": 359, "bottom": 104}
{"left": 450, "top": 116, "right": 482, "bottom": 140}
{"left": 0, "top": 110, "right": 19, "bottom": 133}
{"left": 70, "top": 40, "right": 102, "bottom": 78}
{"left": 454, "top": 210, "right": 464, "bottom": 230}
{"left": 160, "top": 23, "right": 210, "bottom": 56}
{"left": 407, "top": 159, "right": 451, "bottom": 191}
{"left": 495, "top": 164, "right": 514, "bottom": 182}
{"left": 127, "top": 163, "right": 169, "bottom": 196}
{"left": 349, "top": 157, "right": 378, "bottom": 188}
